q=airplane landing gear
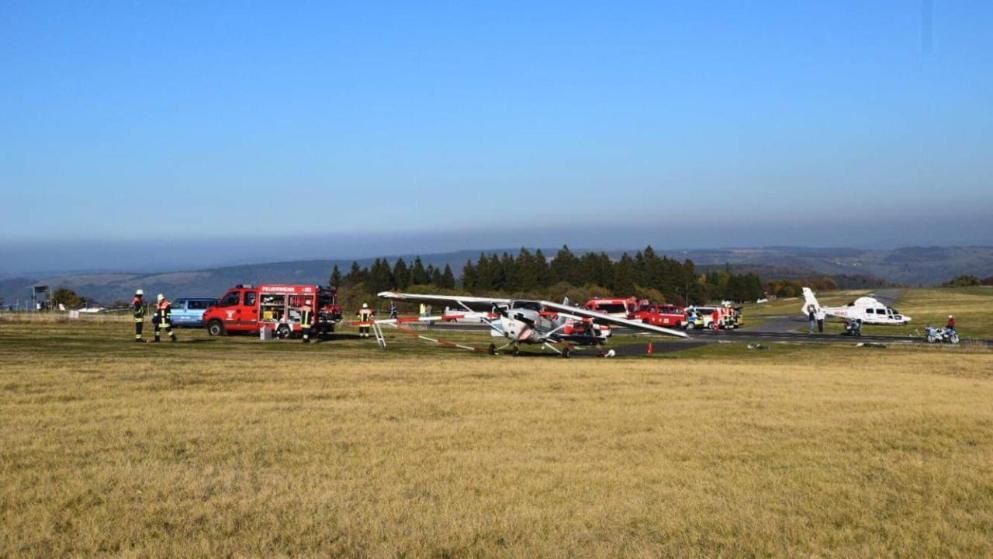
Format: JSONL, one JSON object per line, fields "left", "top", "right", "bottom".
{"left": 488, "top": 343, "right": 497, "bottom": 355}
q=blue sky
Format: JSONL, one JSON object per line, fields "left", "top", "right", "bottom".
{"left": 2, "top": 1, "right": 992, "bottom": 270}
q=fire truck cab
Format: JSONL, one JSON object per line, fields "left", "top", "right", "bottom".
{"left": 584, "top": 297, "right": 639, "bottom": 319}
{"left": 203, "top": 284, "right": 343, "bottom": 339}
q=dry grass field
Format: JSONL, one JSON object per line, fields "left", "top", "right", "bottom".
{"left": 2, "top": 316, "right": 993, "bottom": 557}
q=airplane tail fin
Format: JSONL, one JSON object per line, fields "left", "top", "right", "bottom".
{"left": 801, "top": 287, "right": 821, "bottom": 314}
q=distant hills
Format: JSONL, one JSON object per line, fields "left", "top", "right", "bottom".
{"left": 3, "top": 246, "right": 992, "bottom": 307}
{"left": 651, "top": 246, "right": 993, "bottom": 285}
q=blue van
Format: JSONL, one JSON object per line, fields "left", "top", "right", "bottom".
{"left": 171, "top": 298, "right": 218, "bottom": 327}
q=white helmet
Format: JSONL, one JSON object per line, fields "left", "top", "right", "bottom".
{"left": 948, "top": 314, "right": 954, "bottom": 319}
{"left": 157, "top": 294, "right": 165, "bottom": 302}
{"left": 135, "top": 289, "right": 144, "bottom": 296}
{"left": 362, "top": 303, "right": 369, "bottom": 309}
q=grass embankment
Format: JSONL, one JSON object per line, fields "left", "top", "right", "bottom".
{"left": 2, "top": 321, "right": 993, "bottom": 556}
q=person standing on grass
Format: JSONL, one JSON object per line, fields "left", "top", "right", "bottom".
{"left": 357, "top": 303, "right": 374, "bottom": 338}
{"left": 132, "top": 289, "right": 146, "bottom": 342}
{"left": 807, "top": 304, "right": 817, "bottom": 334}
{"left": 815, "top": 307, "right": 826, "bottom": 333}
{"left": 153, "top": 293, "right": 177, "bottom": 343}
{"left": 946, "top": 314, "right": 956, "bottom": 333}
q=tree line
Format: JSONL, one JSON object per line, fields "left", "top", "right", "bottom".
{"left": 330, "top": 257, "right": 457, "bottom": 294}
{"left": 331, "top": 246, "right": 765, "bottom": 307}
{"left": 943, "top": 274, "right": 993, "bottom": 287}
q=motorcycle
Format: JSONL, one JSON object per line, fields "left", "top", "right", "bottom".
{"left": 925, "top": 325, "right": 960, "bottom": 345}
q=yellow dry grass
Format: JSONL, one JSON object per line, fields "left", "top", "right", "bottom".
{"left": 2, "top": 322, "right": 993, "bottom": 557}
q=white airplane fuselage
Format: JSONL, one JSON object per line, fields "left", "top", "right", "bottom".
{"left": 491, "top": 303, "right": 609, "bottom": 344}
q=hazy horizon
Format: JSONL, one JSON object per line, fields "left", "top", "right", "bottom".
{"left": 3, "top": 213, "right": 992, "bottom": 276}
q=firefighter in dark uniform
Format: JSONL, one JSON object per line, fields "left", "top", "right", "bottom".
{"left": 132, "top": 289, "right": 146, "bottom": 342}
{"left": 301, "top": 301, "right": 313, "bottom": 343}
{"left": 153, "top": 293, "right": 177, "bottom": 343}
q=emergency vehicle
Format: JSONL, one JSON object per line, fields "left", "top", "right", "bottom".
{"left": 584, "top": 297, "right": 639, "bottom": 319}
{"left": 684, "top": 306, "right": 721, "bottom": 330}
{"left": 719, "top": 301, "right": 743, "bottom": 329}
{"left": 635, "top": 304, "right": 687, "bottom": 328}
{"left": 203, "top": 284, "right": 343, "bottom": 339}
{"left": 684, "top": 304, "right": 743, "bottom": 330}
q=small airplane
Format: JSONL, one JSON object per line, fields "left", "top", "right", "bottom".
{"left": 377, "top": 291, "right": 687, "bottom": 357}
{"left": 801, "top": 287, "right": 911, "bottom": 325}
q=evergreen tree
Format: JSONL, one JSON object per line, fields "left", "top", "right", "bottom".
{"left": 500, "top": 252, "right": 518, "bottom": 291}
{"left": 475, "top": 253, "right": 496, "bottom": 290}
{"left": 461, "top": 260, "right": 477, "bottom": 290}
{"left": 346, "top": 261, "right": 367, "bottom": 285}
{"left": 580, "top": 251, "right": 612, "bottom": 288}
{"left": 430, "top": 266, "right": 444, "bottom": 286}
{"left": 392, "top": 258, "right": 410, "bottom": 289}
{"left": 440, "top": 264, "right": 456, "bottom": 289}
{"left": 550, "top": 245, "right": 580, "bottom": 285}
{"left": 533, "top": 249, "right": 550, "bottom": 287}
{"left": 612, "top": 254, "right": 637, "bottom": 294}
{"left": 515, "top": 248, "right": 537, "bottom": 289}
{"left": 368, "top": 258, "right": 394, "bottom": 292}
{"left": 411, "top": 257, "right": 429, "bottom": 285}
{"left": 658, "top": 256, "right": 681, "bottom": 295}
{"left": 328, "top": 265, "right": 342, "bottom": 290}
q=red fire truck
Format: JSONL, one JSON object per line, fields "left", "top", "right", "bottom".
{"left": 584, "top": 297, "right": 639, "bottom": 319}
{"left": 635, "top": 304, "right": 687, "bottom": 328}
{"left": 203, "top": 284, "right": 343, "bottom": 339}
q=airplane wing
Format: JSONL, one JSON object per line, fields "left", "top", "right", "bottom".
{"left": 377, "top": 291, "right": 512, "bottom": 308}
{"left": 377, "top": 291, "right": 510, "bottom": 338}
{"left": 539, "top": 300, "right": 688, "bottom": 338}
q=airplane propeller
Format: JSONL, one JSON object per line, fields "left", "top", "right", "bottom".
{"left": 513, "top": 312, "right": 536, "bottom": 328}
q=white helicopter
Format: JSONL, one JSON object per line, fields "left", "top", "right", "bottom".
{"left": 801, "top": 287, "right": 911, "bottom": 325}
{"left": 377, "top": 291, "right": 687, "bottom": 357}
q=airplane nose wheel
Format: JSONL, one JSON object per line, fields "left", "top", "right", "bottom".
{"left": 488, "top": 343, "right": 497, "bottom": 355}
{"left": 512, "top": 346, "right": 520, "bottom": 357}
{"left": 561, "top": 347, "right": 571, "bottom": 359}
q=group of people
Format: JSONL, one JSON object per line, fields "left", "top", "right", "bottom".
{"left": 131, "top": 289, "right": 176, "bottom": 343}
{"left": 806, "top": 305, "right": 827, "bottom": 334}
